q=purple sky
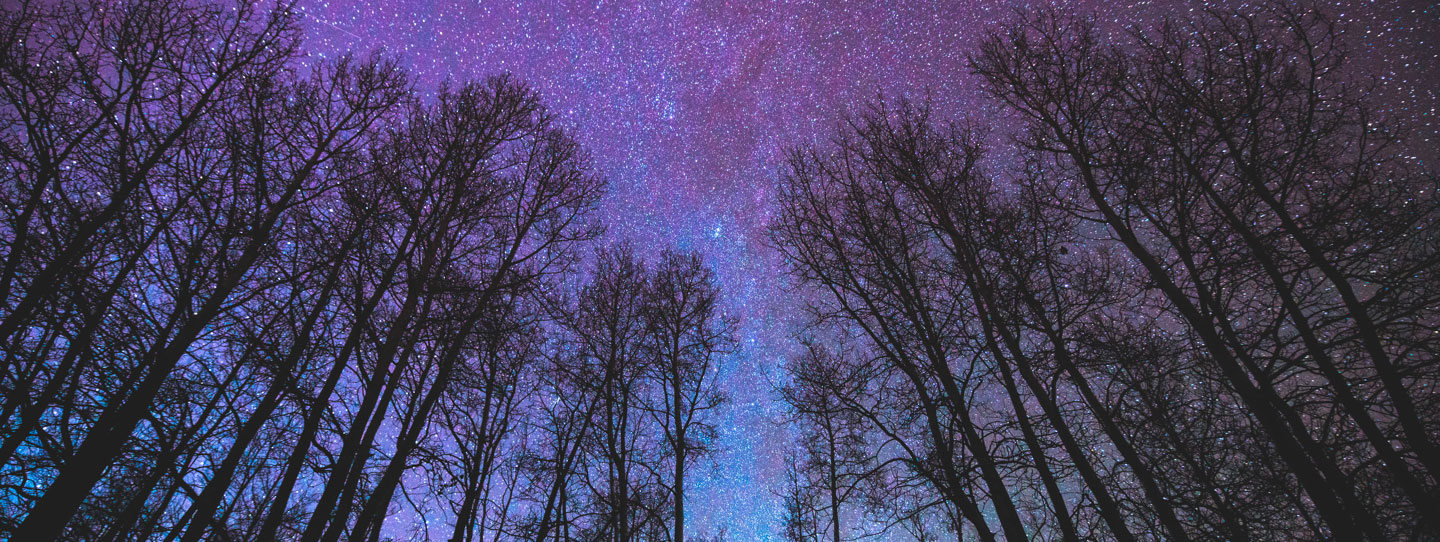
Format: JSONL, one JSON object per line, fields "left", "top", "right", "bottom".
{"left": 295, "top": 0, "right": 1438, "bottom": 538}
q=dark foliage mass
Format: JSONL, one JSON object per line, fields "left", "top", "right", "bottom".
{"left": 771, "top": 4, "right": 1439, "bottom": 542}
{"left": 0, "top": 0, "right": 1435, "bottom": 541}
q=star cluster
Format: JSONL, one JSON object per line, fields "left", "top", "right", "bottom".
{"left": 295, "top": 1, "right": 1437, "bottom": 538}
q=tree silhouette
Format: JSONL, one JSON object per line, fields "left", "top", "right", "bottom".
{"left": 2, "top": 0, "right": 1434, "bottom": 540}
{"left": 769, "top": 2, "right": 1438, "bottom": 541}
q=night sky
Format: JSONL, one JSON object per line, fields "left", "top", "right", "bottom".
{"left": 293, "top": 1, "right": 1438, "bottom": 538}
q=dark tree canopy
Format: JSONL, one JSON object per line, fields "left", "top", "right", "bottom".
{"left": 0, "top": 1, "right": 731, "bottom": 540}
{"left": 1, "top": 0, "right": 1435, "bottom": 541}
{"left": 771, "top": 3, "right": 1438, "bottom": 541}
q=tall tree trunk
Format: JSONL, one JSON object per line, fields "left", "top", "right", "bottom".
{"left": 302, "top": 242, "right": 438, "bottom": 542}
{"left": 179, "top": 233, "right": 354, "bottom": 542}
{"left": 13, "top": 190, "right": 300, "bottom": 539}
{"left": 673, "top": 364, "right": 686, "bottom": 542}
{"left": 257, "top": 226, "right": 417, "bottom": 541}
{"left": 1064, "top": 143, "right": 1382, "bottom": 540}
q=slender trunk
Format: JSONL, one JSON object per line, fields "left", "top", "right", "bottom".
{"left": 994, "top": 352, "right": 1079, "bottom": 542}
{"left": 257, "top": 226, "right": 417, "bottom": 541}
{"left": 12, "top": 193, "right": 296, "bottom": 540}
{"left": 180, "top": 242, "right": 351, "bottom": 542}
{"left": 826, "top": 428, "right": 841, "bottom": 542}
{"left": 96, "top": 361, "right": 246, "bottom": 542}
{"left": 827, "top": 279, "right": 998, "bottom": 542}
{"left": 1058, "top": 134, "right": 1380, "bottom": 540}
{"left": 932, "top": 211, "right": 1156, "bottom": 542}
{"left": 866, "top": 236, "right": 1029, "bottom": 540}
{"left": 471, "top": 394, "right": 514, "bottom": 542}
{"left": 1222, "top": 123, "right": 1440, "bottom": 479}
{"left": 449, "top": 392, "right": 497, "bottom": 542}
{"left": 940, "top": 234, "right": 1091, "bottom": 542}
{"left": 316, "top": 338, "right": 413, "bottom": 542}
{"left": 532, "top": 407, "right": 593, "bottom": 542}
{"left": 674, "top": 448, "right": 685, "bottom": 542}
{"left": 349, "top": 315, "right": 478, "bottom": 541}
{"left": 673, "top": 363, "right": 686, "bottom": 542}
{"left": 301, "top": 247, "right": 436, "bottom": 542}
{"left": 1191, "top": 177, "right": 1439, "bottom": 513}
{"left": 908, "top": 313, "right": 1026, "bottom": 541}
{"left": 890, "top": 351, "right": 995, "bottom": 542}
{"left": 913, "top": 250, "right": 1030, "bottom": 537}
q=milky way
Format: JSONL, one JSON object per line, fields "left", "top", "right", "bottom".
{"left": 293, "top": 1, "right": 1437, "bottom": 538}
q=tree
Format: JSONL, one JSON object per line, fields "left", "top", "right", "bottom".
{"left": 1, "top": 2, "right": 612, "bottom": 540}
{"left": 779, "top": 457, "right": 824, "bottom": 542}
{"left": 769, "top": 2, "right": 1438, "bottom": 540}
{"left": 1, "top": 2, "right": 410, "bottom": 537}
{"left": 973, "top": 3, "right": 1438, "bottom": 538}
{"left": 643, "top": 249, "right": 734, "bottom": 542}
{"left": 569, "top": 245, "right": 657, "bottom": 542}
{"left": 779, "top": 342, "right": 876, "bottom": 542}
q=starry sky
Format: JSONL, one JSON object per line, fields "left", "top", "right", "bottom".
{"left": 294, "top": 0, "right": 1438, "bottom": 539}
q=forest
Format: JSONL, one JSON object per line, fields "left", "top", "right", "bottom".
{"left": 0, "top": 0, "right": 1436, "bottom": 541}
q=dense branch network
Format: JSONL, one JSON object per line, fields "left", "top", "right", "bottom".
{"left": 0, "top": 0, "right": 1435, "bottom": 541}
{"left": 771, "top": 4, "right": 1438, "bottom": 541}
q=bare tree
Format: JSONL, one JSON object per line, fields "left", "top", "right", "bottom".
{"left": 568, "top": 245, "right": 657, "bottom": 542}
{"left": 973, "top": 3, "right": 1438, "bottom": 538}
{"left": 771, "top": 121, "right": 1033, "bottom": 540}
{"left": 0, "top": 1, "right": 413, "bottom": 538}
{"left": 779, "top": 342, "right": 877, "bottom": 542}
{"left": 643, "top": 249, "right": 735, "bottom": 542}
{"left": 770, "top": 4, "right": 1437, "bottom": 541}
{"left": 2, "top": 2, "right": 613, "bottom": 540}
{"left": 779, "top": 457, "right": 824, "bottom": 542}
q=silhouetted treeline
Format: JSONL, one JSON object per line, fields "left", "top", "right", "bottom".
{"left": 0, "top": 1, "right": 735, "bottom": 541}
{"left": 772, "top": 3, "right": 1438, "bottom": 542}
